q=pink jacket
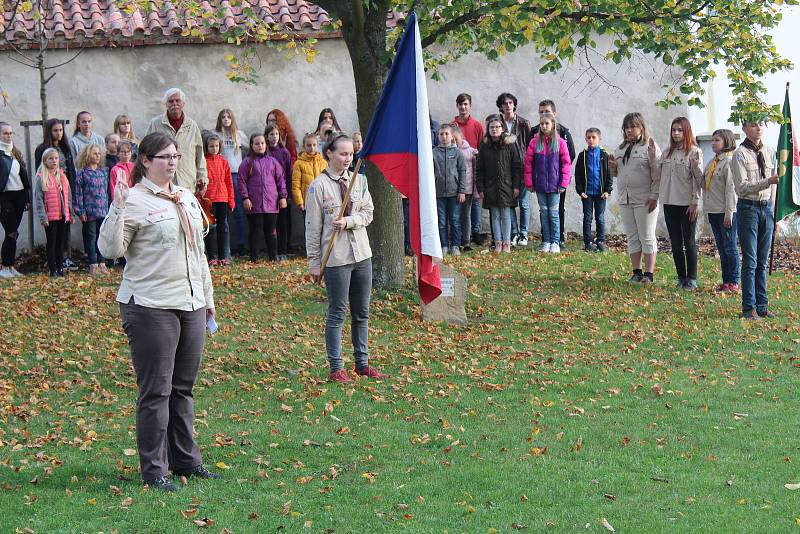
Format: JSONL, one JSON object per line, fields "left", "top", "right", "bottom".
{"left": 524, "top": 134, "right": 571, "bottom": 193}
{"left": 37, "top": 169, "right": 73, "bottom": 223}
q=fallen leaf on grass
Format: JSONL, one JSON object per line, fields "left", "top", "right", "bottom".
{"left": 651, "top": 383, "right": 664, "bottom": 397}
{"left": 120, "top": 497, "right": 133, "bottom": 507}
{"left": 191, "top": 518, "right": 215, "bottom": 527}
{"left": 601, "top": 517, "right": 616, "bottom": 532}
{"left": 603, "top": 493, "right": 616, "bottom": 501}
{"left": 87, "top": 498, "right": 97, "bottom": 506}
{"left": 123, "top": 448, "right": 137, "bottom": 456}
{"left": 215, "top": 462, "right": 230, "bottom": 470}
{"left": 181, "top": 508, "right": 199, "bottom": 519}
{"left": 785, "top": 483, "right": 800, "bottom": 490}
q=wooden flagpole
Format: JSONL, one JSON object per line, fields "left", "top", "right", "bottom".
{"left": 317, "top": 158, "right": 365, "bottom": 282}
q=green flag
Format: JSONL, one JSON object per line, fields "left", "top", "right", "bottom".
{"left": 775, "top": 86, "right": 800, "bottom": 221}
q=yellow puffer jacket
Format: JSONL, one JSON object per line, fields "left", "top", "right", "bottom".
{"left": 292, "top": 151, "right": 328, "bottom": 208}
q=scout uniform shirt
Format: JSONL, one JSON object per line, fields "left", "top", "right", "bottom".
{"left": 731, "top": 142, "right": 776, "bottom": 202}
{"left": 305, "top": 169, "right": 373, "bottom": 271}
{"left": 98, "top": 177, "right": 214, "bottom": 311}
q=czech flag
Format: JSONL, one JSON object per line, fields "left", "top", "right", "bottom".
{"left": 360, "top": 11, "right": 442, "bottom": 304}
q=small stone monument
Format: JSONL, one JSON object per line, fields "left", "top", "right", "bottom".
{"left": 421, "top": 263, "right": 467, "bottom": 325}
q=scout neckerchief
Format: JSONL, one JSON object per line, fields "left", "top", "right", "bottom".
{"left": 741, "top": 138, "right": 766, "bottom": 180}
{"left": 136, "top": 181, "right": 204, "bottom": 248}
{"left": 323, "top": 169, "right": 352, "bottom": 217}
{"left": 705, "top": 152, "right": 732, "bottom": 191}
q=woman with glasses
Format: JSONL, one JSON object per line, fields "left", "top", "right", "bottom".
{"left": 99, "top": 132, "right": 219, "bottom": 492}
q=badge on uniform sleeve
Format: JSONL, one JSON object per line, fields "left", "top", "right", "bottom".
{"left": 736, "top": 153, "right": 746, "bottom": 163}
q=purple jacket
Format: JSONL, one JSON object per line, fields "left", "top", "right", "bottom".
{"left": 238, "top": 154, "right": 287, "bottom": 214}
{"left": 267, "top": 145, "right": 293, "bottom": 204}
{"left": 524, "top": 134, "right": 572, "bottom": 193}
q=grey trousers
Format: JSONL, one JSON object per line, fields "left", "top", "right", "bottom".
{"left": 120, "top": 300, "right": 206, "bottom": 481}
{"left": 323, "top": 259, "right": 372, "bottom": 372}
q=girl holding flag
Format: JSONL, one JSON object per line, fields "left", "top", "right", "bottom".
{"left": 305, "top": 134, "right": 386, "bottom": 383}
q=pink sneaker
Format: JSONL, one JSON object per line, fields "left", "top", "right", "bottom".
{"left": 727, "top": 283, "right": 739, "bottom": 292}
{"left": 329, "top": 370, "right": 353, "bottom": 383}
{"left": 208, "top": 259, "right": 219, "bottom": 266}
{"left": 354, "top": 365, "right": 388, "bottom": 379}
{"left": 221, "top": 258, "right": 232, "bottom": 266}
{"left": 715, "top": 283, "right": 728, "bottom": 292}
{"left": 502, "top": 242, "right": 511, "bottom": 253}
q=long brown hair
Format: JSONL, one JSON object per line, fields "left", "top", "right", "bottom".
{"left": 131, "top": 133, "right": 178, "bottom": 184}
{"left": 666, "top": 116, "right": 696, "bottom": 158}
{"left": 215, "top": 108, "right": 241, "bottom": 146}
{"left": 113, "top": 114, "right": 139, "bottom": 143}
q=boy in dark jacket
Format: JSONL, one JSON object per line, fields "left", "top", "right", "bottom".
{"left": 433, "top": 124, "right": 467, "bottom": 255}
{"left": 574, "top": 127, "right": 612, "bottom": 251}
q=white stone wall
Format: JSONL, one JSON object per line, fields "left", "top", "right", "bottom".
{"left": 0, "top": 36, "right": 687, "bottom": 251}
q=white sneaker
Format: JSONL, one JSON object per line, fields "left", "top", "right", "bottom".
{"left": 538, "top": 242, "right": 551, "bottom": 253}
{"left": 442, "top": 246, "right": 448, "bottom": 255}
{"left": 9, "top": 267, "right": 22, "bottom": 277}
{"left": 518, "top": 236, "right": 528, "bottom": 247}
{"left": 451, "top": 246, "right": 461, "bottom": 256}
{"left": 0, "top": 267, "right": 11, "bottom": 279}
{"left": 550, "top": 243, "right": 560, "bottom": 254}
{"left": 510, "top": 235, "right": 519, "bottom": 247}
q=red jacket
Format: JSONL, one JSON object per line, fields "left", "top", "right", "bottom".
{"left": 204, "top": 154, "right": 235, "bottom": 209}
{"left": 453, "top": 115, "right": 485, "bottom": 150}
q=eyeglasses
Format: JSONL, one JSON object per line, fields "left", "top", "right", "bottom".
{"left": 151, "top": 154, "right": 182, "bottom": 161}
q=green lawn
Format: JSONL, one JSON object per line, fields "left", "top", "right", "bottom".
{"left": 2, "top": 246, "right": 799, "bottom": 533}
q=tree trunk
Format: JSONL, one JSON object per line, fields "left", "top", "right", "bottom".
{"left": 37, "top": 9, "right": 48, "bottom": 125}
{"left": 319, "top": 0, "right": 404, "bottom": 289}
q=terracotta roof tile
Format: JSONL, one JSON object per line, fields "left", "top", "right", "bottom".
{"left": 0, "top": 0, "right": 341, "bottom": 48}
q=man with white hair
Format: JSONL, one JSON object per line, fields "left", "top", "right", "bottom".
{"left": 145, "top": 88, "right": 208, "bottom": 191}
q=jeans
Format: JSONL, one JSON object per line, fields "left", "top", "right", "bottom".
{"left": 737, "top": 200, "right": 774, "bottom": 313}
{"left": 559, "top": 190, "right": 567, "bottom": 242}
{"left": 489, "top": 206, "right": 512, "bottom": 243}
{"left": 708, "top": 213, "right": 740, "bottom": 285}
{"left": 324, "top": 259, "right": 372, "bottom": 372}
{"left": 436, "top": 196, "right": 462, "bottom": 248}
{"left": 119, "top": 300, "right": 205, "bottom": 481}
{"left": 663, "top": 204, "right": 698, "bottom": 280}
{"left": 510, "top": 187, "right": 530, "bottom": 238}
{"left": 581, "top": 195, "right": 606, "bottom": 246}
{"left": 460, "top": 194, "right": 473, "bottom": 246}
{"left": 537, "top": 192, "right": 560, "bottom": 245}
{"left": 0, "top": 190, "right": 26, "bottom": 267}
{"left": 230, "top": 172, "right": 247, "bottom": 254}
{"left": 45, "top": 218, "right": 68, "bottom": 273}
{"left": 471, "top": 196, "right": 482, "bottom": 236}
{"left": 81, "top": 218, "right": 105, "bottom": 264}
{"left": 247, "top": 213, "right": 278, "bottom": 261}
{"left": 402, "top": 198, "right": 411, "bottom": 251}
